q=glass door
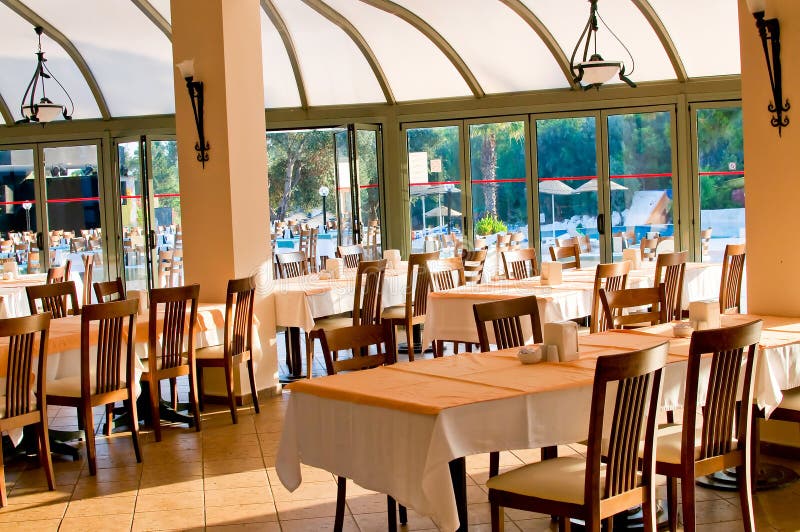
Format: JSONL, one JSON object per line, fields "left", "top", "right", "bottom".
{"left": 333, "top": 129, "right": 354, "bottom": 247}
{"left": 0, "top": 146, "right": 42, "bottom": 274}
{"left": 114, "top": 136, "right": 182, "bottom": 292}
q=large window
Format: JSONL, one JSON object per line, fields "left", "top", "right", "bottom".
{"left": 696, "top": 107, "right": 744, "bottom": 262}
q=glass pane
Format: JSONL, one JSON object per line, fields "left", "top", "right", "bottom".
{"left": 335, "top": 131, "right": 354, "bottom": 247}
{"left": 606, "top": 111, "right": 674, "bottom": 261}
{"left": 356, "top": 129, "right": 381, "bottom": 259}
{"left": 266, "top": 129, "right": 338, "bottom": 262}
{"left": 407, "top": 125, "right": 461, "bottom": 254}
{"left": 261, "top": 10, "right": 303, "bottom": 108}
{"left": 696, "top": 107, "right": 745, "bottom": 262}
{"left": 536, "top": 117, "right": 599, "bottom": 268}
{"left": 394, "top": 0, "right": 566, "bottom": 92}
{"left": 118, "top": 141, "right": 147, "bottom": 292}
{"left": 43, "top": 144, "right": 105, "bottom": 283}
{"left": 0, "top": 149, "right": 38, "bottom": 274}
{"left": 470, "top": 121, "right": 527, "bottom": 275}
{"left": 151, "top": 140, "right": 183, "bottom": 288}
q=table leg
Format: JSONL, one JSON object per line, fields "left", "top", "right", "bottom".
{"left": 450, "top": 457, "right": 468, "bottom": 532}
{"left": 289, "top": 327, "right": 304, "bottom": 379}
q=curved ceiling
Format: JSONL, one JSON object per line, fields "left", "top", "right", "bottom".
{"left": 0, "top": 0, "right": 741, "bottom": 124}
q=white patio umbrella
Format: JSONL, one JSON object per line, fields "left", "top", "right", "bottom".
{"left": 573, "top": 179, "right": 628, "bottom": 192}
{"left": 538, "top": 179, "right": 575, "bottom": 240}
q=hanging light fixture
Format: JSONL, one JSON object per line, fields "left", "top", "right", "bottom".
{"left": 570, "top": 0, "right": 636, "bottom": 90}
{"left": 18, "top": 26, "right": 74, "bottom": 124}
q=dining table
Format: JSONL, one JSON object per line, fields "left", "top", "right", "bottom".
{"left": 0, "top": 273, "right": 86, "bottom": 318}
{"left": 272, "top": 262, "right": 408, "bottom": 378}
{"left": 276, "top": 313, "right": 799, "bottom": 531}
{"left": 422, "top": 261, "right": 722, "bottom": 350}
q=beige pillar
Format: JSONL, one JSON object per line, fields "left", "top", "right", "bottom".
{"left": 740, "top": 0, "right": 800, "bottom": 447}
{"left": 171, "top": 0, "right": 279, "bottom": 397}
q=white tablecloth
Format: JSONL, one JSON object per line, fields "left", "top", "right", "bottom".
{"left": 277, "top": 314, "right": 797, "bottom": 531}
{"left": 422, "top": 262, "right": 722, "bottom": 348}
{"left": 272, "top": 264, "right": 407, "bottom": 330}
{"left": 0, "top": 273, "right": 85, "bottom": 319}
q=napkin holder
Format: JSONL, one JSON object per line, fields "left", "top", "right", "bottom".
{"left": 688, "top": 300, "right": 720, "bottom": 331}
{"left": 622, "top": 248, "right": 641, "bottom": 269}
{"left": 326, "top": 258, "right": 344, "bottom": 279}
{"left": 383, "top": 249, "right": 401, "bottom": 270}
{"left": 540, "top": 261, "right": 562, "bottom": 286}
{"left": 543, "top": 321, "right": 579, "bottom": 362}
{"left": 517, "top": 345, "right": 543, "bottom": 364}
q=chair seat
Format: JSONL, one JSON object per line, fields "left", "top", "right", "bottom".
{"left": 651, "top": 424, "right": 738, "bottom": 465}
{"left": 47, "top": 376, "right": 127, "bottom": 398}
{"left": 381, "top": 306, "right": 406, "bottom": 320}
{"left": 487, "top": 456, "right": 604, "bottom": 505}
{"left": 196, "top": 344, "right": 224, "bottom": 359}
{"left": 310, "top": 316, "right": 353, "bottom": 332}
{"left": 140, "top": 355, "right": 189, "bottom": 372}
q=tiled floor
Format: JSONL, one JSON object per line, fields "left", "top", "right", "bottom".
{"left": 1, "top": 335, "right": 799, "bottom": 531}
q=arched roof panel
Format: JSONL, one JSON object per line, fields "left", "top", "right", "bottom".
{"left": 148, "top": 0, "right": 171, "bottom": 23}
{"left": 0, "top": 3, "right": 101, "bottom": 121}
{"left": 649, "top": 0, "right": 741, "bottom": 78}
{"left": 393, "top": 0, "right": 568, "bottom": 93}
{"left": 272, "top": 0, "right": 385, "bottom": 106}
{"left": 261, "top": 8, "right": 303, "bottom": 109}
{"left": 22, "top": 0, "right": 175, "bottom": 117}
{"left": 522, "top": 0, "right": 675, "bottom": 85}
{"left": 324, "top": 0, "right": 471, "bottom": 102}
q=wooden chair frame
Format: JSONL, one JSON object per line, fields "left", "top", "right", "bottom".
{"left": 719, "top": 243, "right": 746, "bottom": 314}
{"left": 654, "top": 251, "right": 687, "bottom": 321}
{"left": 27, "top": 281, "right": 80, "bottom": 319}
{"left": 276, "top": 251, "right": 309, "bottom": 278}
{"left": 640, "top": 237, "right": 659, "bottom": 261}
{"left": 501, "top": 248, "right": 538, "bottom": 280}
{"left": 549, "top": 244, "right": 581, "bottom": 270}
{"left": 599, "top": 285, "right": 668, "bottom": 330}
{"left": 81, "top": 253, "right": 95, "bottom": 306}
{"left": 590, "top": 261, "right": 630, "bottom": 333}
{"left": 337, "top": 244, "right": 363, "bottom": 269}
{"left": 46, "top": 259, "right": 71, "bottom": 284}
{"left": 94, "top": 277, "right": 126, "bottom": 302}
{"left": 462, "top": 248, "right": 488, "bottom": 285}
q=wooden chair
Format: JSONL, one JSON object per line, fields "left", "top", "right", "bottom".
{"left": 337, "top": 244, "right": 363, "bottom": 268}
{"left": 196, "top": 276, "right": 260, "bottom": 424}
{"left": 700, "top": 228, "right": 712, "bottom": 259}
{"left": 81, "top": 253, "right": 94, "bottom": 306}
{"left": 26, "top": 281, "right": 80, "bottom": 319}
{"left": 509, "top": 232, "right": 525, "bottom": 251}
{"left": 474, "top": 237, "right": 489, "bottom": 251}
{"left": 501, "top": 248, "right": 538, "bottom": 280}
{"left": 46, "top": 259, "right": 71, "bottom": 284}
{"left": 473, "top": 294, "right": 547, "bottom": 478}
{"left": 549, "top": 244, "right": 581, "bottom": 270}
{"left": 94, "top": 277, "right": 126, "bottom": 302}
{"left": 157, "top": 249, "right": 174, "bottom": 288}
{"left": 305, "top": 260, "right": 387, "bottom": 377}
{"left": 141, "top": 284, "right": 202, "bottom": 441}
{"left": 488, "top": 341, "right": 668, "bottom": 532}
{"left": 590, "top": 261, "right": 630, "bottom": 333}
{"left": 462, "top": 248, "right": 487, "bottom": 285}
{"left": 599, "top": 284, "right": 667, "bottom": 331}
{"left": 276, "top": 251, "right": 308, "bottom": 279}
{"left": 720, "top": 243, "right": 746, "bottom": 314}
{"left": 654, "top": 251, "right": 687, "bottom": 321}
{"left": 318, "top": 322, "right": 408, "bottom": 531}
{"left": 308, "top": 227, "right": 319, "bottom": 271}
{"left": 27, "top": 250, "right": 41, "bottom": 274}
{"left": 427, "top": 257, "right": 465, "bottom": 292}
{"left": 70, "top": 237, "right": 86, "bottom": 253}
{"left": 170, "top": 249, "right": 185, "bottom": 286}
{"left": 0, "top": 313, "right": 55, "bottom": 506}
{"left": 640, "top": 237, "right": 659, "bottom": 261}
{"left": 655, "top": 320, "right": 762, "bottom": 532}
{"left": 382, "top": 252, "right": 438, "bottom": 362}
{"left": 46, "top": 298, "right": 142, "bottom": 475}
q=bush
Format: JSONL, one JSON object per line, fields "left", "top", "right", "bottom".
{"left": 475, "top": 214, "right": 508, "bottom": 236}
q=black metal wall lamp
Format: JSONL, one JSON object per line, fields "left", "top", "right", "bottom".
{"left": 177, "top": 59, "right": 210, "bottom": 166}
{"left": 746, "top": 0, "right": 789, "bottom": 135}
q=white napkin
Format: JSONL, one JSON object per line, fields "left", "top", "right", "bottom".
{"left": 543, "top": 321, "right": 579, "bottom": 362}
{"left": 689, "top": 300, "right": 721, "bottom": 330}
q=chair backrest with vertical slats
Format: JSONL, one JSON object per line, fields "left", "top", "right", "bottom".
{"left": 94, "top": 277, "right": 126, "bottom": 303}
{"left": 640, "top": 238, "right": 659, "bottom": 261}
{"left": 47, "top": 259, "right": 72, "bottom": 284}
{"left": 591, "top": 261, "right": 631, "bottom": 333}
{"left": 461, "top": 249, "right": 487, "bottom": 285}
{"left": 320, "top": 323, "right": 390, "bottom": 375}
{"left": 427, "top": 257, "right": 465, "bottom": 292}
{"left": 81, "top": 254, "right": 95, "bottom": 306}
{"left": 549, "top": 244, "right": 581, "bottom": 270}
{"left": 352, "top": 259, "right": 387, "bottom": 326}
{"left": 495, "top": 233, "right": 512, "bottom": 255}
{"left": 337, "top": 245, "right": 363, "bottom": 268}
{"left": 584, "top": 343, "right": 667, "bottom": 507}
{"left": 509, "top": 232, "right": 525, "bottom": 251}
{"left": 149, "top": 285, "right": 199, "bottom": 372}
{"left": 683, "top": 320, "right": 762, "bottom": 462}
{"left": 501, "top": 248, "right": 538, "bottom": 280}
{"left": 225, "top": 276, "right": 256, "bottom": 358}
{"left": 719, "top": 243, "right": 746, "bottom": 314}
{"left": 27, "top": 281, "right": 80, "bottom": 319}
{"left": 473, "top": 295, "right": 543, "bottom": 351}
{"left": 0, "top": 313, "right": 50, "bottom": 419}
{"left": 654, "top": 251, "right": 687, "bottom": 321}
{"left": 599, "top": 285, "right": 667, "bottom": 330}
{"left": 404, "top": 252, "right": 438, "bottom": 320}
{"left": 276, "top": 251, "right": 308, "bottom": 279}
{"left": 81, "top": 298, "right": 138, "bottom": 396}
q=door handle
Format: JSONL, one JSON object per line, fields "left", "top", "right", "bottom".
{"left": 597, "top": 214, "right": 605, "bottom": 235}
{"left": 36, "top": 231, "right": 44, "bottom": 251}
{"left": 149, "top": 229, "right": 157, "bottom": 250}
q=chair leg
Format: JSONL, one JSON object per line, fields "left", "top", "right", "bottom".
{"left": 642, "top": 483, "right": 657, "bottom": 532}
{"left": 387, "top": 496, "right": 398, "bottom": 532}
{"left": 224, "top": 361, "right": 237, "bottom": 424}
{"left": 335, "top": 476, "right": 347, "bottom": 532}
{"left": 403, "top": 323, "right": 413, "bottom": 362}
{"left": 169, "top": 377, "right": 178, "bottom": 410}
{"left": 189, "top": 365, "right": 202, "bottom": 432}
{"left": 489, "top": 451, "right": 500, "bottom": 478}
{"left": 737, "top": 463, "right": 756, "bottom": 532}
{"left": 558, "top": 516, "right": 571, "bottom": 532}
{"left": 490, "top": 502, "right": 504, "bottom": 532}
{"left": 104, "top": 403, "right": 114, "bottom": 436}
{"left": 197, "top": 365, "right": 205, "bottom": 412}
{"left": 149, "top": 378, "right": 162, "bottom": 442}
{"left": 247, "top": 358, "right": 260, "bottom": 414}
{"left": 399, "top": 504, "right": 407, "bottom": 525}
{"left": 37, "top": 418, "right": 55, "bottom": 491}
{"left": 82, "top": 401, "right": 98, "bottom": 476}
{"left": 0, "top": 441, "right": 6, "bottom": 507}
{"left": 305, "top": 333, "right": 315, "bottom": 379}
{"left": 666, "top": 476, "right": 678, "bottom": 532}
{"left": 126, "top": 395, "right": 142, "bottom": 463}
{"left": 283, "top": 329, "right": 293, "bottom": 374}
{"left": 680, "top": 473, "right": 697, "bottom": 532}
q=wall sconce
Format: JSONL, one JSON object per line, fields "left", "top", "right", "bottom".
{"left": 176, "top": 59, "right": 210, "bottom": 166}
{"left": 746, "top": 0, "right": 789, "bottom": 135}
